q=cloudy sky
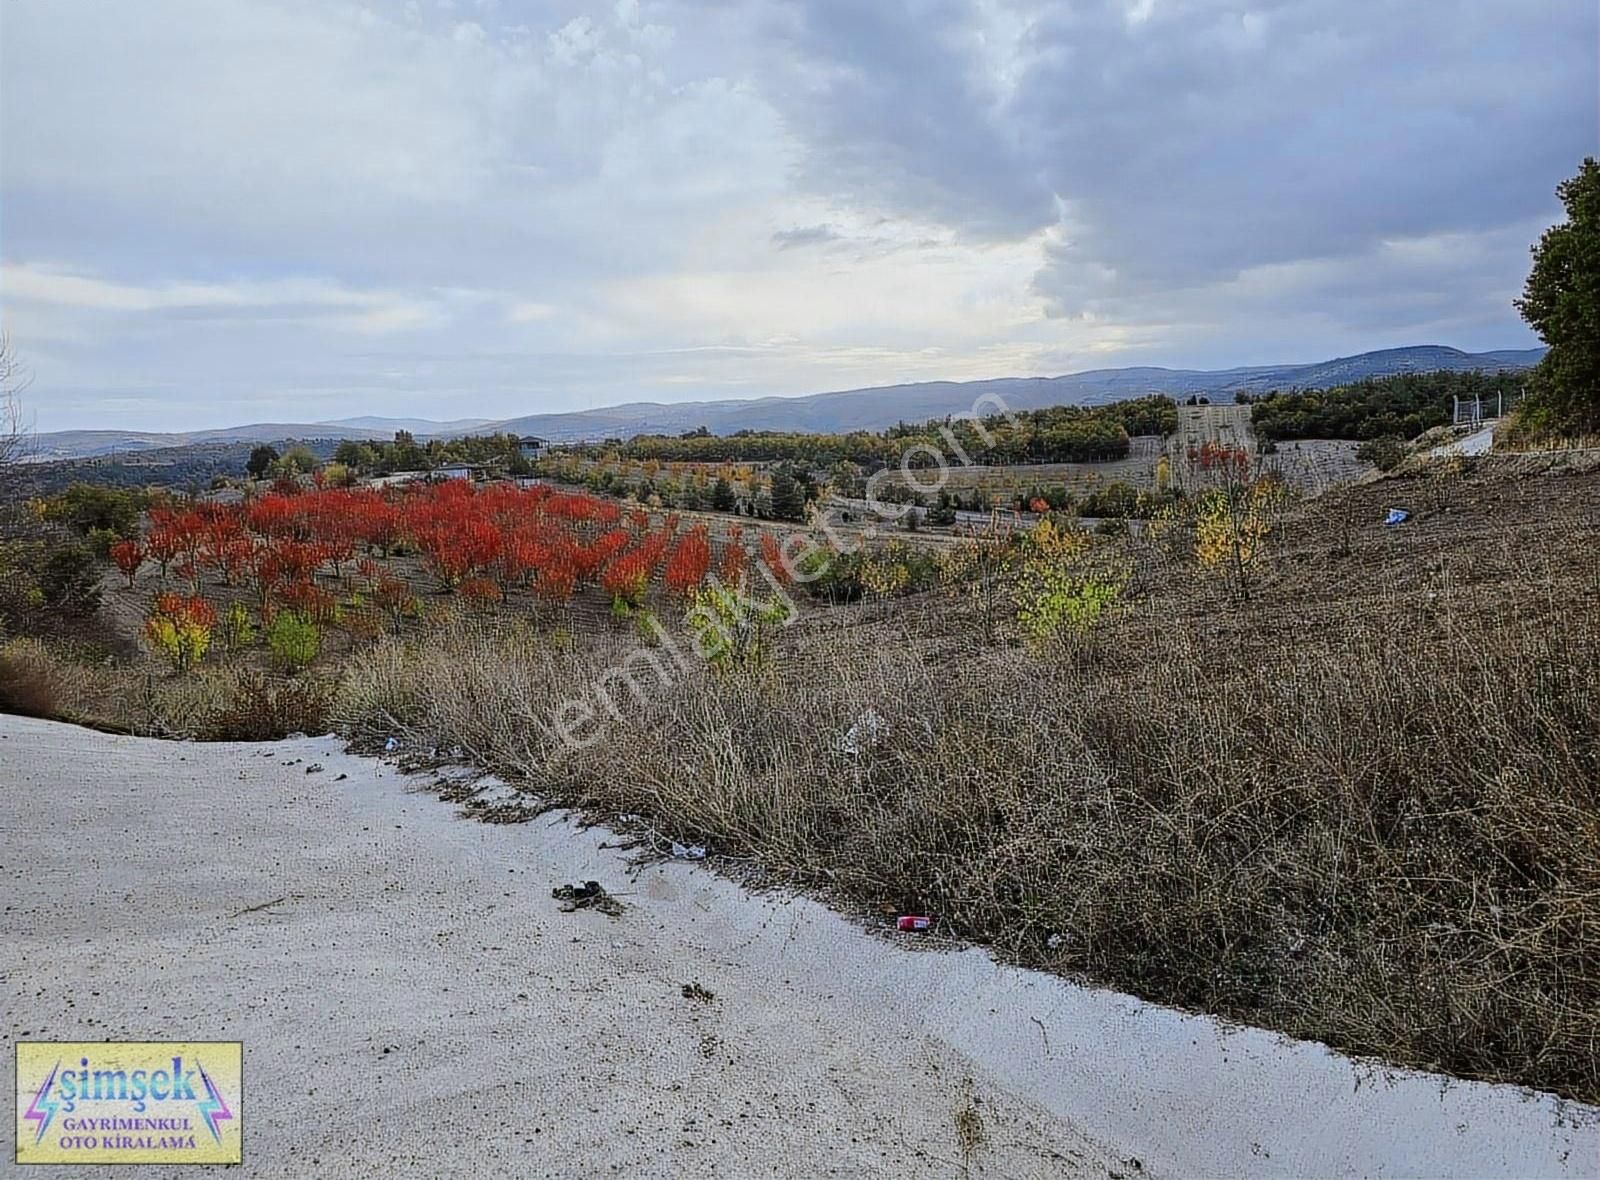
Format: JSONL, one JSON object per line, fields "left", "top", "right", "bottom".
{"left": 1, "top": 0, "right": 1593, "bottom": 432}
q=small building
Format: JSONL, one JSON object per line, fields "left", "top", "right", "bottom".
{"left": 518, "top": 435, "right": 550, "bottom": 460}
{"left": 432, "top": 461, "right": 504, "bottom": 483}
{"left": 367, "top": 470, "right": 427, "bottom": 489}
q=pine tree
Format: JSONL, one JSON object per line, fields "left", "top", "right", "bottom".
{"left": 769, "top": 466, "right": 806, "bottom": 521}
{"left": 1512, "top": 158, "right": 1600, "bottom": 439}
{"left": 246, "top": 444, "right": 279, "bottom": 479}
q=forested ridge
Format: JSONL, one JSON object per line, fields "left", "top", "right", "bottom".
{"left": 581, "top": 395, "right": 1178, "bottom": 466}
{"left": 1246, "top": 371, "right": 1525, "bottom": 441}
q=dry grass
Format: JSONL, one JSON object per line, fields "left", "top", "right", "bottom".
{"left": 330, "top": 461, "right": 1600, "bottom": 1103}
{"left": 0, "top": 638, "right": 82, "bottom": 718}
{"left": 0, "top": 642, "right": 335, "bottom": 740}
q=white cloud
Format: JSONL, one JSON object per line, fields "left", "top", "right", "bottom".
{"left": 3, "top": 263, "right": 443, "bottom": 334}
{"left": 0, "top": 0, "right": 1579, "bottom": 431}
{"left": 506, "top": 300, "right": 559, "bottom": 322}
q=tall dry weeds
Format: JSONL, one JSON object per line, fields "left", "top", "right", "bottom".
{"left": 333, "top": 553, "right": 1600, "bottom": 1102}
{"left": 320, "top": 461, "right": 1600, "bottom": 1100}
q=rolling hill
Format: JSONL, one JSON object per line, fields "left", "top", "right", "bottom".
{"left": 27, "top": 345, "right": 1544, "bottom": 459}
{"left": 484, "top": 346, "right": 1545, "bottom": 440}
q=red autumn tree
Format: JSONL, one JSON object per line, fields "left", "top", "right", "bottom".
{"left": 144, "top": 523, "right": 181, "bottom": 579}
{"left": 718, "top": 526, "right": 748, "bottom": 587}
{"left": 109, "top": 539, "right": 145, "bottom": 588}
{"left": 665, "top": 526, "right": 711, "bottom": 597}
{"left": 600, "top": 547, "right": 651, "bottom": 606}
{"left": 759, "top": 532, "right": 790, "bottom": 585}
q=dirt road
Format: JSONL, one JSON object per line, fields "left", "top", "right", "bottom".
{"left": 1430, "top": 421, "right": 1500, "bottom": 457}
{"left": 3, "top": 715, "right": 1595, "bottom": 1177}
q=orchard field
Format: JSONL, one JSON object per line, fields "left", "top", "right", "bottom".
{"left": 104, "top": 480, "right": 806, "bottom": 672}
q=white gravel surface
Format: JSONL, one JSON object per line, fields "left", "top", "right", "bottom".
{"left": 3, "top": 714, "right": 1596, "bottom": 1178}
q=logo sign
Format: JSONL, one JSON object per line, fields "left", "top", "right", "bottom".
{"left": 15, "top": 1041, "right": 242, "bottom": 1166}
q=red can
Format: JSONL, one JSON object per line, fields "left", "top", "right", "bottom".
{"left": 896, "top": 915, "right": 932, "bottom": 931}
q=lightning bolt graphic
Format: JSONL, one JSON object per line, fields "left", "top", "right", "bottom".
{"left": 24, "top": 1061, "right": 61, "bottom": 1145}
{"left": 194, "top": 1061, "right": 233, "bottom": 1144}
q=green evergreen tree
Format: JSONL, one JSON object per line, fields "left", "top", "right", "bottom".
{"left": 1512, "top": 157, "right": 1600, "bottom": 439}
{"left": 246, "top": 444, "right": 279, "bottom": 479}
{"left": 769, "top": 466, "right": 806, "bottom": 521}
{"left": 390, "top": 430, "right": 426, "bottom": 472}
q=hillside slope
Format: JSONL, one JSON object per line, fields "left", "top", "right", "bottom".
{"left": 483, "top": 346, "right": 1545, "bottom": 439}
{"left": 29, "top": 345, "right": 1544, "bottom": 458}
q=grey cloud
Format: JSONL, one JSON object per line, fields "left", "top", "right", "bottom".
{"left": 751, "top": 0, "right": 1054, "bottom": 238}
{"left": 771, "top": 224, "right": 844, "bottom": 249}
{"left": 0, "top": 0, "right": 1573, "bottom": 430}
{"left": 754, "top": 0, "right": 1593, "bottom": 325}
{"left": 1021, "top": 1, "right": 1593, "bottom": 296}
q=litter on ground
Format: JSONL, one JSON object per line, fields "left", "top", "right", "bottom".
{"left": 552, "top": 880, "right": 626, "bottom": 917}
{"left": 838, "top": 708, "right": 889, "bottom": 756}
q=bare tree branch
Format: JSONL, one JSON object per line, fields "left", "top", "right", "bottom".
{"left": 0, "top": 329, "right": 36, "bottom": 488}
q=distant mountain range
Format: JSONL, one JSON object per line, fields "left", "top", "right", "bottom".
{"left": 319, "top": 415, "right": 495, "bottom": 434}
{"left": 27, "top": 345, "right": 1545, "bottom": 461}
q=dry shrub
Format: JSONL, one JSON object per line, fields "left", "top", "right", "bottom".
{"left": 202, "top": 669, "right": 335, "bottom": 741}
{"left": 138, "top": 672, "right": 210, "bottom": 736}
{"left": 0, "top": 638, "right": 76, "bottom": 718}
{"left": 0, "top": 651, "right": 332, "bottom": 741}
{"left": 333, "top": 617, "right": 616, "bottom": 772}
{"left": 125, "top": 667, "right": 335, "bottom": 741}
{"left": 334, "top": 566, "right": 1600, "bottom": 1103}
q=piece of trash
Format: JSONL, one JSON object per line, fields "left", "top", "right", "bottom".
{"left": 896, "top": 915, "right": 933, "bottom": 932}
{"left": 1046, "top": 932, "right": 1065, "bottom": 950}
{"left": 838, "top": 708, "right": 889, "bottom": 756}
{"left": 552, "top": 880, "right": 625, "bottom": 917}
{"left": 384, "top": 737, "right": 399, "bottom": 752}
{"left": 305, "top": 763, "right": 323, "bottom": 774}
{"left": 670, "top": 842, "right": 707, "bottom": 860}
{"left": 681, "top": 981, "right": 715, "bottom": 1003}
{"left": 1384, "top": 508, "right": 1409, "bottom": 526}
